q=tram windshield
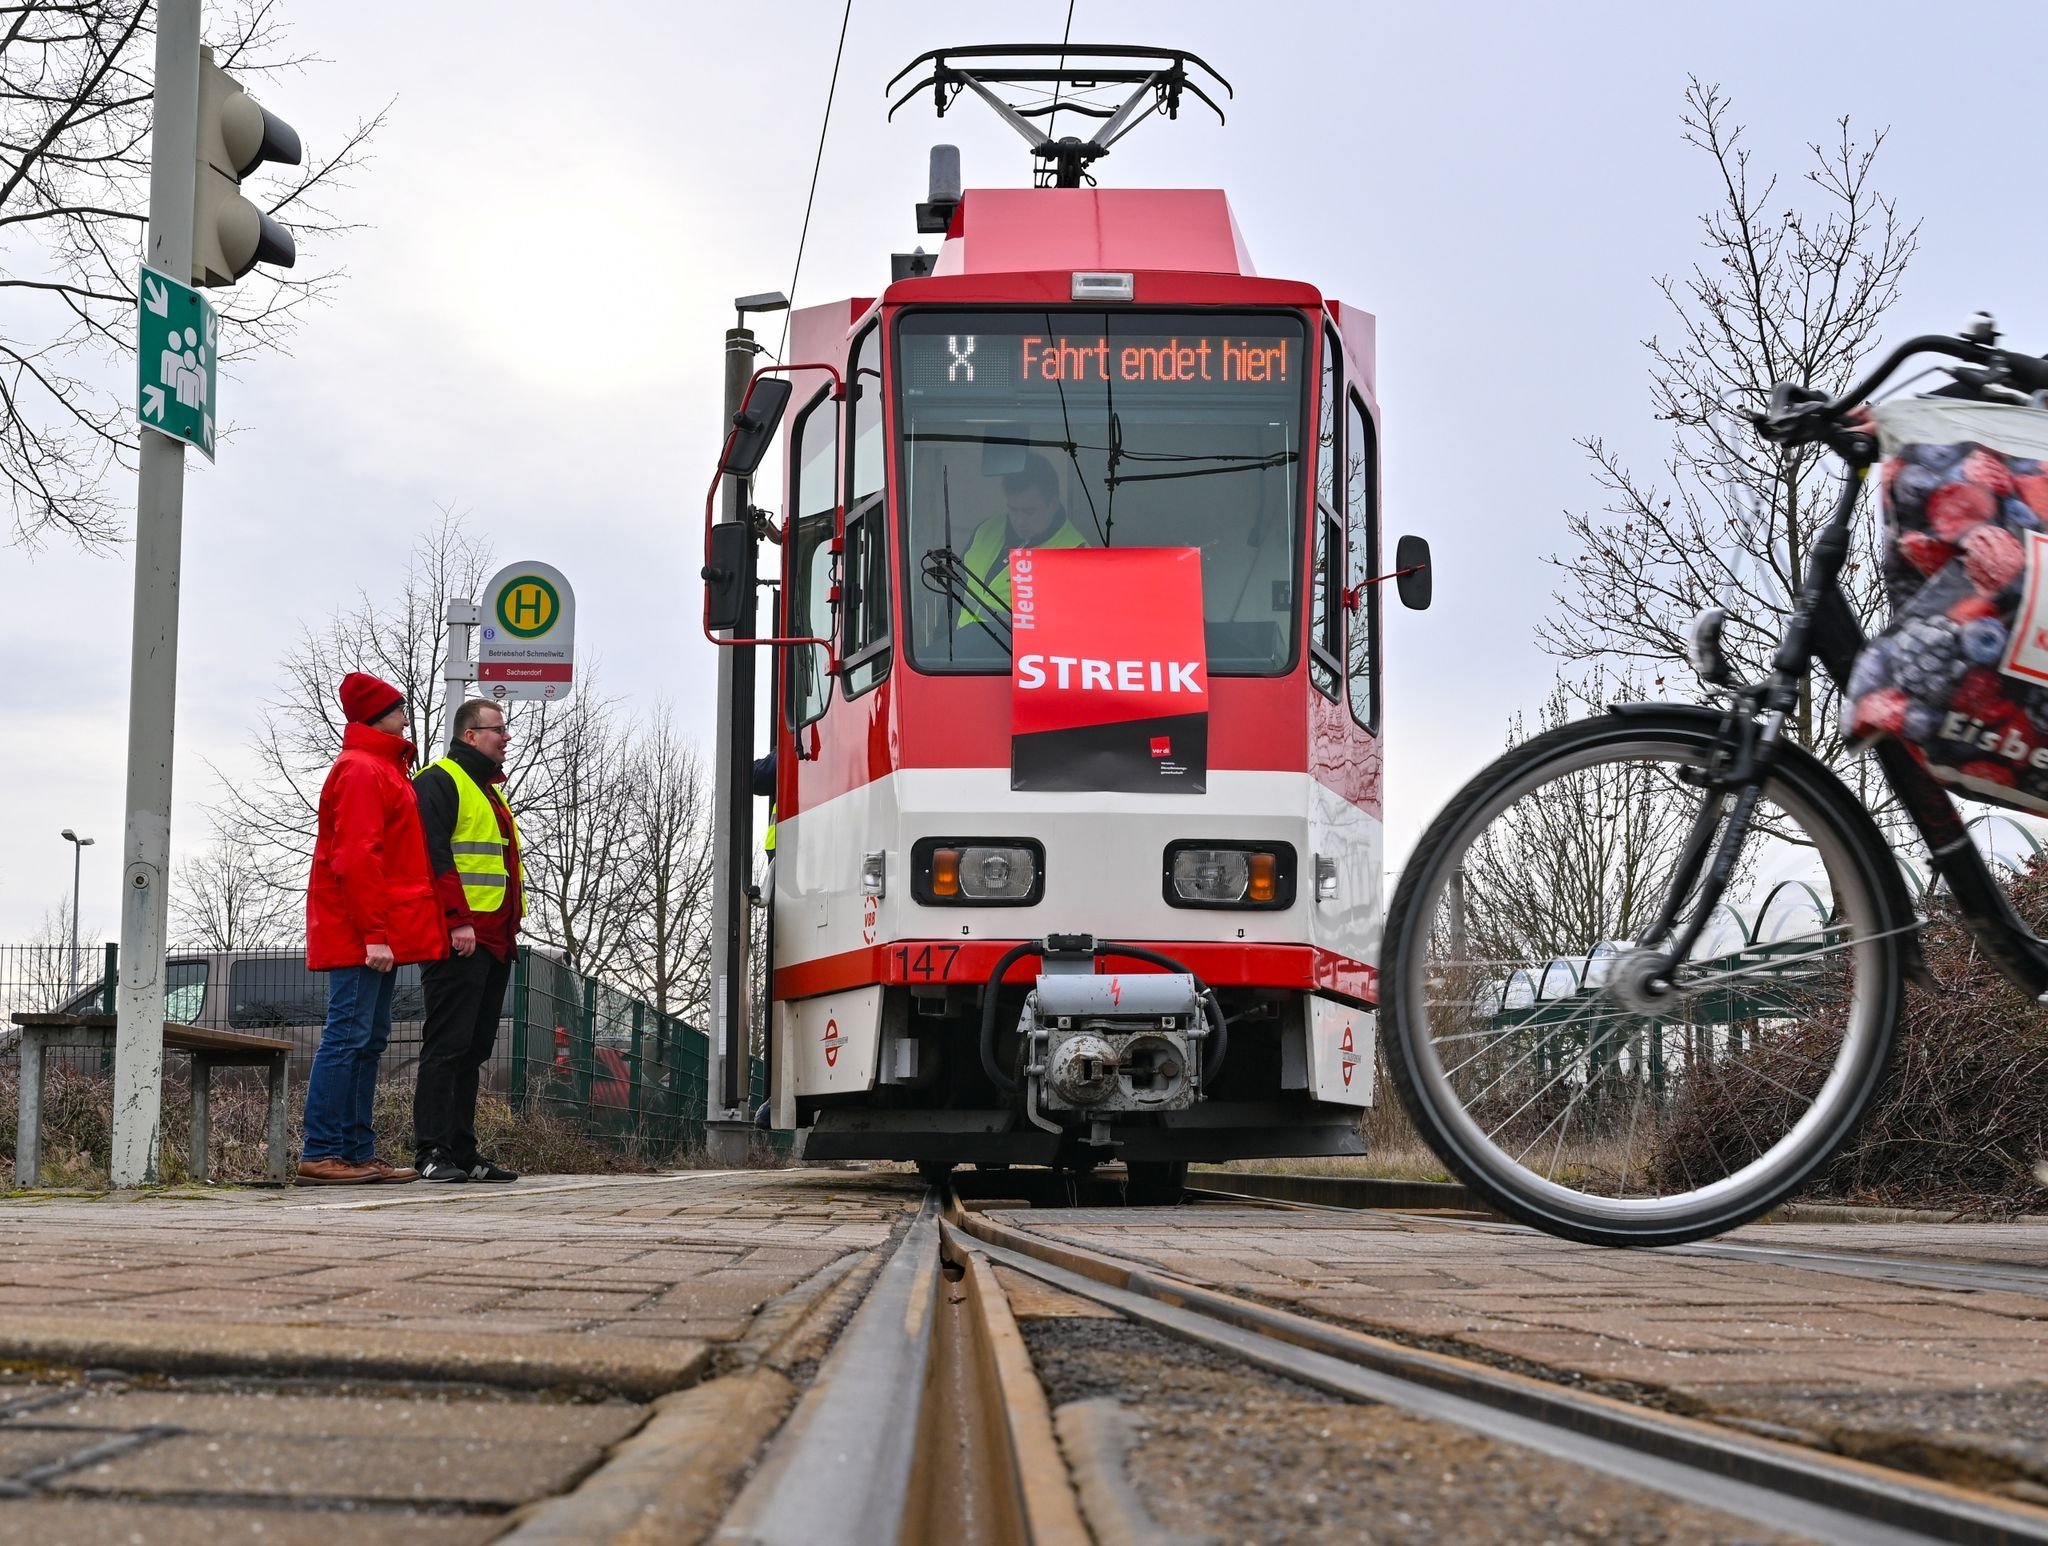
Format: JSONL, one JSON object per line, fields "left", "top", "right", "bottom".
{"left": 895, "top": 309, "right": 1309, "bottom": 674}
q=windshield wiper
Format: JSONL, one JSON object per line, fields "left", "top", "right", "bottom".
{"left": 919, "top": 547, "right": 1013, "bottom": 653}
{"left": 1105, "top": 449, "right": 1298, "bottom": 487}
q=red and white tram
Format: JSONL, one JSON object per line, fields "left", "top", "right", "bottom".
{"left": 702, "top": 48, "right": 1430, "bottom": 1197}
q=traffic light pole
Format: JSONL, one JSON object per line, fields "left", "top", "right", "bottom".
{"left": 705, "top": 323, "right": 758, "bottom": 1166}
{"left": 111, "top": 0, "right": 201, "bottom": 1186}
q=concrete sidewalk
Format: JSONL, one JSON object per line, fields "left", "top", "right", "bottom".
{"left": 0, "top": 1169, "right": 915, "bottom": 1542}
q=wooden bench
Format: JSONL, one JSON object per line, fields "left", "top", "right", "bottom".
{"left": 10, "top": 1013, "right": 292, "bottom": 1186}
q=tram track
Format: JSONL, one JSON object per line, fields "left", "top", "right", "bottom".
{"left": 951, "top": 1188, "right": 2048, "bottom": 1546}
{"left": 699, "top": 1176, "right": 2045, "bottom": 1543}
{"left": 710, "top": 1191, "right": 1087, "bottom": 1546}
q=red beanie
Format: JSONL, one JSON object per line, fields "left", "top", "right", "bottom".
{"left": 338, "top": 671, "right": 404, "bottom": 725}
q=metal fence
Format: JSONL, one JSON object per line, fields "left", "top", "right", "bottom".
{"left": 0, "top": 942, "right": 774, "bottom": 1158}
{"left": 511, "top": 948, "right": 774, "bottom": 1153}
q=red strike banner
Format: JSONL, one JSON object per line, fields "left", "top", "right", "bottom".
{"left": 1010, "top": 547, "right": 1209, "bottom": 794}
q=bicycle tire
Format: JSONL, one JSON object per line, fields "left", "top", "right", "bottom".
{"left": 1382, "top": 707, "right": 1909, "bottom": 1247}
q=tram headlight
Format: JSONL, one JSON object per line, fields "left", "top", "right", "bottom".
{"left": 1174, "top": 849, "right": 1249, "bottom": 902}
{"left": 912, "top": 837, "right": 1045, "bottom": 907}
{"left": 1163, "top": 841, "right": 1295, "bottom": 910}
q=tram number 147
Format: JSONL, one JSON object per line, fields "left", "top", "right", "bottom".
{"left": 894, "top": 944, "right": 963, "bottom": 982}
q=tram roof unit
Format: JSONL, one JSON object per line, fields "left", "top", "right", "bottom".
{"left": 878, "top": 186, "right": 1323, "bottom": 316}
{"left": 916, "top": 187, "right": 1256, "bottom": 281}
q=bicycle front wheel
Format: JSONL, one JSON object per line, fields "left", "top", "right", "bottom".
{"left": 1382, "top": 709, "right": 1907, "bottom": 1246}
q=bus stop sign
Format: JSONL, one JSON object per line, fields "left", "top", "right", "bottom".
{"left": 479, "top": 560, "right": 576, "bottom": 702}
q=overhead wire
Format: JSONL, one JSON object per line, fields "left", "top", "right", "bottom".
{"left": 775, "top": 0, "right": 855, "bottom": 363}
{"left": 1045, "top": 0, "right": 1077, "bottom": 137}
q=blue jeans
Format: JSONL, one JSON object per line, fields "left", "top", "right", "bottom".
{"left": 302, "top": 965, "right": 395, "bottom": 1162}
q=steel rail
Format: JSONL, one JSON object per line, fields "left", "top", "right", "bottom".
{"left": 1187, "top": 1171, "right": 2048, "bottom": 1300}
{"left": 714, "top": 1195, "right": 945, "bottom": 1545}
{"left": 712, "top": 1191, "right": 1085, "bottom": 1546}
{"left": 950, "top": 1196, "right": 2048, "bottom": 1546}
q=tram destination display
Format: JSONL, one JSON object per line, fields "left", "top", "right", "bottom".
{"left": 899, "top": 318, "right": 1299, "bottom": 397}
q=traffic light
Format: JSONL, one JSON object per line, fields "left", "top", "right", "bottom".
{"left": 191, "top": 45, "right": 303, "bottom": 287}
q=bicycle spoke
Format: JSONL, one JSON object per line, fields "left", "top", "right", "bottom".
{"left": 1392, "top": 721, "right": 1900, "bottom": 1241}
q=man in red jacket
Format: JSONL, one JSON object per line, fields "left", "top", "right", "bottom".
{"left": 301, "top": 672, "right": 447, "bottom": 1184}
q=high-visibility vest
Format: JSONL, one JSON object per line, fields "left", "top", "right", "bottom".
{"left": 957, "top": 515, "right": 1087, "bottom": 628}
{"left": 424, "top": 756, "right": 521, "bottom": 915}
{"left": 764, "top": 803, "right": 776, "bottom": 855}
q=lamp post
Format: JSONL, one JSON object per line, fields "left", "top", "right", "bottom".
{"left": 60, "top": 829, "right": 94, "bottom": 996}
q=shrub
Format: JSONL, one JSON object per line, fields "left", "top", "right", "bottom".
{"left": 1811, "top": 864, "right": 2048, "bottom": 1212}
{"left": 1654, "top": 862, "right": 2048, "bottom": 1214}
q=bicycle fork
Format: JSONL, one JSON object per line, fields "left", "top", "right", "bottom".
{"left": 1630, "top": 444, "right": 1871, "bottom": 994}
{"left": 1628, "top": 709, "right": 1783, "bottom": 989}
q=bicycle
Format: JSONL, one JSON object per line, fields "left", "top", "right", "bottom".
{"left": 1381, "top": 321, "right": 2048, "bottom": 1246}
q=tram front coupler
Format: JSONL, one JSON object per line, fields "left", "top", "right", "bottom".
{"left": 1022, "top": 969, "right": 1207, "bottom": 1135}
{"left": 977, "top": 934, "right": 1221, "bottom": 1138}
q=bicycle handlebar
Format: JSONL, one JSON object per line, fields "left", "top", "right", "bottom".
{"left": 1757, "top": 333, "right": 2048, "bottom": 448}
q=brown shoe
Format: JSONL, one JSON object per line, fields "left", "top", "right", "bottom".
{"left": 363, "top": 1157, "right": 418, "bottom": 1183}
{"left": 296, "top": 1157, "right": 382, "bottom": 1186}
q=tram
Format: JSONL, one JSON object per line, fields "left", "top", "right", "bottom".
{"left": 701, "top": 47, "right": 1431, "bottom": 1197}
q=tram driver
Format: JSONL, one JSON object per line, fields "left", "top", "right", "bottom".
{"left": 955, "top": 452, "right": 1089, "bottom": 637}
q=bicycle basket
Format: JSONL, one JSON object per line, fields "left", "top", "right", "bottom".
{"left": 1845, "top": 397, "right": 2048, "bottom": 814}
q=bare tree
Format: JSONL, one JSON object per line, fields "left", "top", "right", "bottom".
{"left": 615, "top": 705, "right": 714, "bottom": 1022}
{"left": 1, "top": 0, "right": 385, "bottom": 552}
{"left": 1540, "top": 78, "right": 1917, "bottom": 798}
{"left": 169, "top": 829, "right": 296, "bottom": 947}
{"left": 3, "top": 899, "right": 90, "bottom": 1018}
{"left": 1450, "top": 668, "right": 1699, "bottom": 976}
{"left": 207, "top": 508, "right": 566, "bottom": 921}
{"left": 516, "top": 681, "right": 639, "bottom": 983}
{"left": 204, "top": 508, "right": 719, "bottom": 1001}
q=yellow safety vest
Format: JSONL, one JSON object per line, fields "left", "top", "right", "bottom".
{"left": 424, "top": 756, "right": 522, "bottom": 915}
{"left": 957, "top": 516, "right": 1087, "bottom": 628}
{"left": 764, "top": 802, "right": 776, "bottom": 855}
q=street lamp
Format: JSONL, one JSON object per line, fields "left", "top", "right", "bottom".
{"left": 60, "top": 830, "right": 94, "bottom": 996}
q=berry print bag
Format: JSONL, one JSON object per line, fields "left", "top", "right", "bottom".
{"left": 1845, "top": 397, "right": 2048, "bottom": 813}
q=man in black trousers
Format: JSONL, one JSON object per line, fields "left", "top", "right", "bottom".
{"left": 412, "top": 698, "right": 524, "bottom": 1182}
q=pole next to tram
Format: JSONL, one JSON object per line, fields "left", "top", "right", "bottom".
{"left": 112, "top": 0, "right": 202, "bottom": 1186}
{"left": 706, "top": 298, "right": 780, "bottom": 1164}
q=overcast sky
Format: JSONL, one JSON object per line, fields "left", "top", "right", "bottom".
{"left": 8, "top": 0, "right": 2048, "bottom": 942}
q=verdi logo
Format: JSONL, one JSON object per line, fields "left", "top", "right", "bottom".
{"left": 495, "top": 575, "right": 561, "bottom": 638}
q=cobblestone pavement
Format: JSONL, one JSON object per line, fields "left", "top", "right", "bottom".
{"left": 1007, "top": 1205, "right": 2048, "bottom": 1495}
{"left": 0, "top": 1169, "right": 915, "bottom": 1541}
{"left": 8, "top": 1175, "right": 2044, "bottom": 1538}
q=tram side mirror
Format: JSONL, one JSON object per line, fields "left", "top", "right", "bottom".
{"left": 981, "top": 431, "right": 1027, "bottom": 477}
{"left": 1396, "top": 534, "right": 1432, "bottom": 611}
{"left": 721, "top": 377, "right": 794, "bottom": 478}
{"left": 703, "top": 521, "right": 755, "bottom": 631}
